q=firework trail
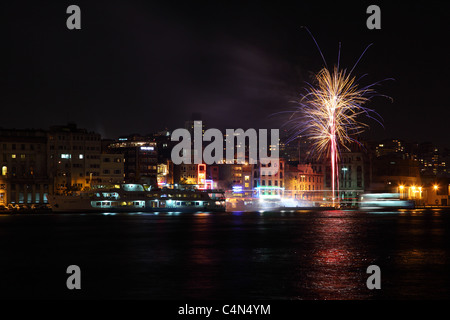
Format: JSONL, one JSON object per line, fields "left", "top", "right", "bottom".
{"left": 282, "top": 28, "right": 391, "bottom": 206}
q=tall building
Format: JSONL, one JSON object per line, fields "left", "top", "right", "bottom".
{"left": 280, "top": 136, "right": 312, "bottom": 163}
{"left": 338, "top": 151, "right": 368, "bottom": 206}
{"left": 416, "top": 142, "right": 447, "bottom": 177}
{"left": 106, "top": 135, "right": 158, "bottom": 186}
{"left": 47, "top": 123, "right": 102, "bottom": 193}
{"left": 98, "top": 154, "right": 125, "bottom": 185}
{"left": 375, "top": 139, "right": 409, "bottom": 158}
{"left": 0, "top": 129, "right": 50, "bottom": 205}
{"left": 151, "top": 129, "right": 174, "bottom": 164}
{"left": 184, "top": 113, "right": 205, "bottom": 136}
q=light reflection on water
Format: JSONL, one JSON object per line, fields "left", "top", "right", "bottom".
{"left": 303, "top": 212, "right": 366, "bottom": 299}
{"left": 0, "top": 208, "right": 450, "bottom": 299}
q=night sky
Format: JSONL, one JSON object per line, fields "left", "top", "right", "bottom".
{"left": 2, "top": 1, "right": 450, "bottom": 147}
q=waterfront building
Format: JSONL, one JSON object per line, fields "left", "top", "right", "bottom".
{"left": 106, "top": 135, "right": 158, "bottom": 186}
{"left": 284, "top": 162, "right": 324, "bottom": 204}
{"left": 173, "top": 163, "right": 198, "bottom": 185}
{"left": 252, "top": 158, "right": 285, "bottom": 199}
{"left": 338, "top": 151, "right": 368, "bottom": 206}
{"left": 370, "top": 153, "right": 423, "bottom": 202}
{"left": 217, "top": 164, "right": 243, "bottom": 190}
{"left": 98, "top": 153, "right": 125, "bottom": 185}
{"left": 157, "top": 160, "right": 174, "bottom": 187}
{"left": 208, "top": 164, "right": 220, "bottom": 183}
{"left": 422, "top": 181, "right": 449, "bottom": 206}
{"left": 47, "top": 123, "right": 102, "bottom": 194}
{"left": 0, "top": 129, "right": 50, "bottom": 204}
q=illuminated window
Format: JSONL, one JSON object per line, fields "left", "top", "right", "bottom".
{"left": 11, "top": 154, "right": 16, "bottom": 159}
{"left": 21, "top": 154, "right": 26, "bottom": 159}
{"left": 1, "top": 166, "right": 7, "bottom": 176}
{"left": 61, "top": 154, "right": 71, "bottom": 159}
{"left": 79, "top": 154, "right": 84, "bottom": 159}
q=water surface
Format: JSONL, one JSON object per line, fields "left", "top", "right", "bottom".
{"left": 1, "top": 209, "right": 449, "bottom": 299}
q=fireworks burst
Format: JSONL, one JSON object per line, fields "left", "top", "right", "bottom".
{"left": 283, "top": 29, "right": 391, "bottom": 206}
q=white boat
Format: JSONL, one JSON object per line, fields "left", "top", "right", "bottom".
{"left": 226, "top": 197, "right": 280, "bottom": 212}
{"left": 225, "top": 195, "right": 329, "bottom": 212}
{"left": 48, "top": 184, "right": 226, "bottom": 213}
{"left": 359, "top": 193, "right": 415, "bottom": 210}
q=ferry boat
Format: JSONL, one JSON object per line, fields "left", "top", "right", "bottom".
{"left": 225, "top": 192, "right": 331, "bottom": 212}
{"left": 48, "top": 184, "right": 226, "bottom": 213}
{"left": 359, "top": 193, "right": 415, "bottom": 210}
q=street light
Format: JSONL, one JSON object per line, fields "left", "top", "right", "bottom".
{"left": 433, "top": 184, "right": 439, "bottom": 191}
{"left": 399, "top": 185, "right": 404, "bottom": 199}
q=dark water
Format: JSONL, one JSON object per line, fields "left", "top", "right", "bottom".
{"left": 1, "top": 209, "right": 450, "bottom": 300}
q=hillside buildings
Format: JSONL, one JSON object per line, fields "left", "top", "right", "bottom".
{"left": 0, "top": 122, "right": 448, "bottom": 207}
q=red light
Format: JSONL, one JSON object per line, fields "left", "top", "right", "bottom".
{"left": 198, "top": 164, "right": 206, "bottom": 188}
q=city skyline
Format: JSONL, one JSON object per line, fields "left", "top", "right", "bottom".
{"left": 2, "top": 2, "right": 450, "bottom": 147}
{"left": 1, "top": 121, "right": 448, "bottom": 212}
{"left": 3, "top": 2, "right": 450, "bottom": 303}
